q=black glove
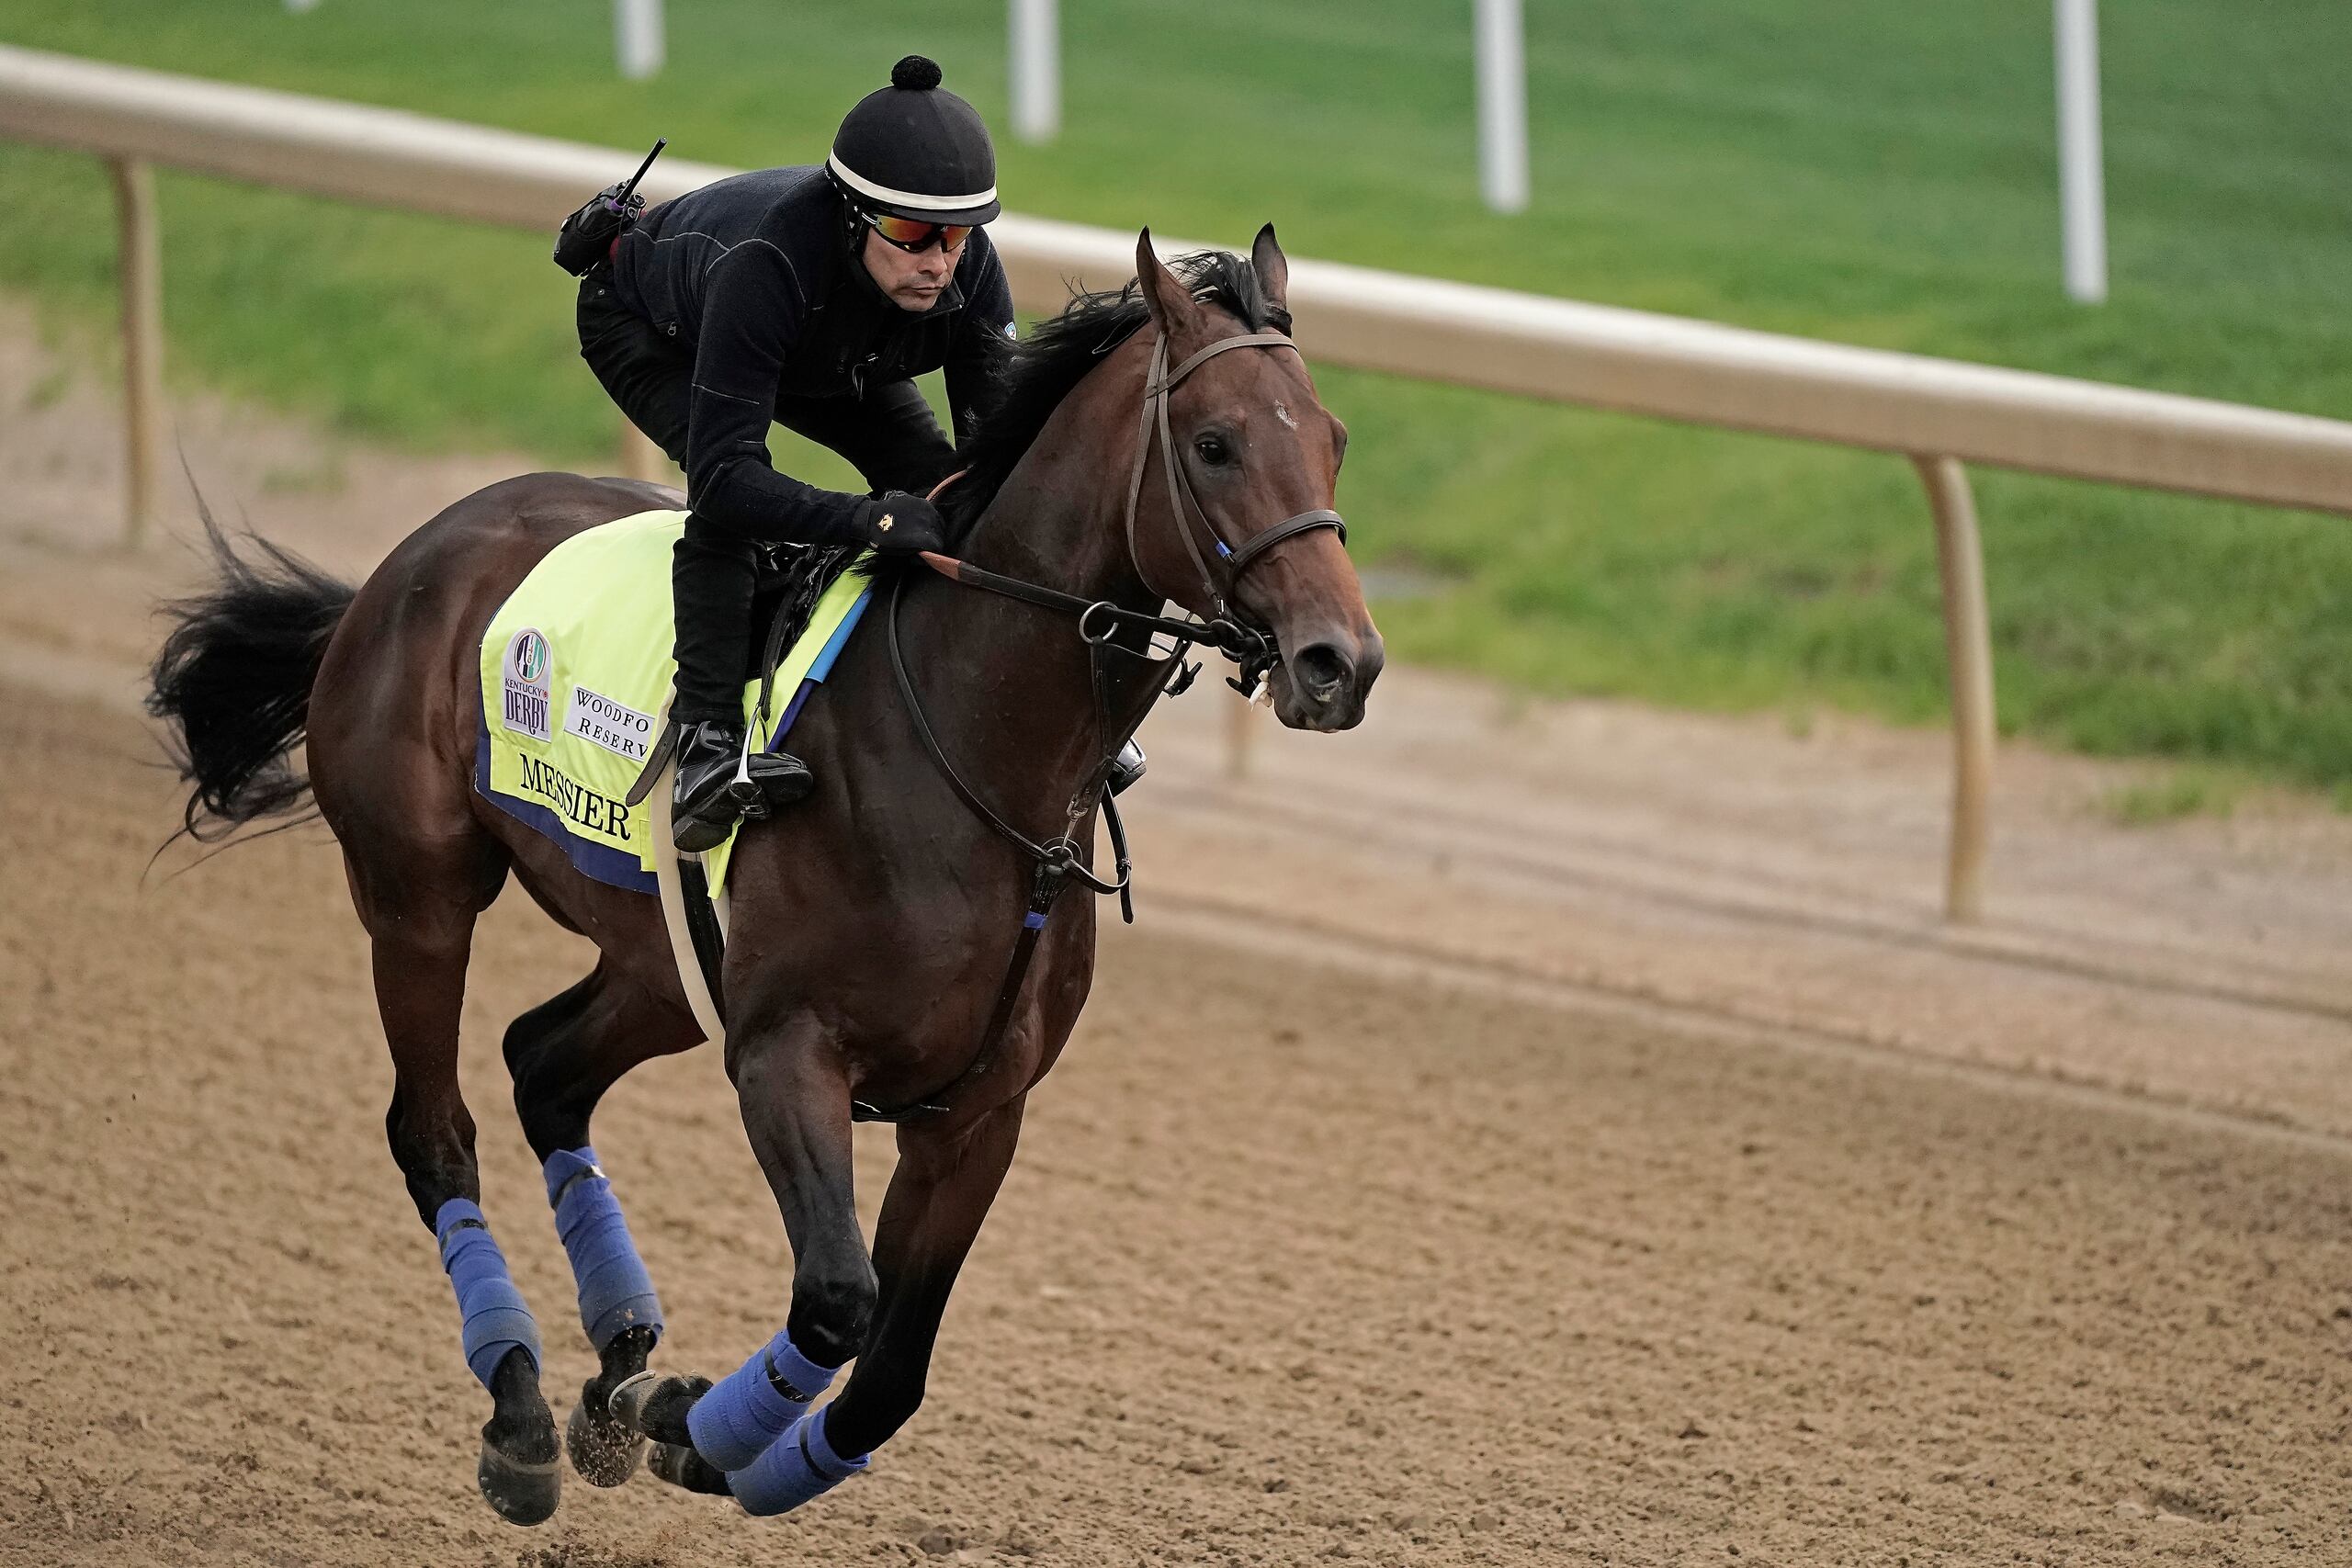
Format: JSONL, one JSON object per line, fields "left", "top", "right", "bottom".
{"left": 855, "top": 491, "right": 946, "bottom": 556}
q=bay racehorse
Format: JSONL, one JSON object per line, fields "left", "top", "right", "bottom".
{"left": 149, "top": 229, "right": 1380, "bottom": 1524}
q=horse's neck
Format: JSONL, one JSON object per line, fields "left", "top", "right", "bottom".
{"left": 958, "top": 352, "right": 1153, "bottom": 611}
{"left": 892, "top": 378, "right": 1167, "bottom": 831}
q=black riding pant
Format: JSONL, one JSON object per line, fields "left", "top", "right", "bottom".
{"left": 576, "top": 270, "right": 956, "bottom": 724}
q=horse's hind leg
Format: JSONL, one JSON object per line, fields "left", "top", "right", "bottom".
{"left": 503, "top": 961, "right": 700, "bottom": 1488}
{"left": 348, "top": 834, "right": 560, "bottom": 1527}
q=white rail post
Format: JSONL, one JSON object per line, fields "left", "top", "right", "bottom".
{"left": 285, "top": 0, "right": 322, "bottom": 12}
{"left": 1475, "top": 0, "right": 1529, "bottom": 214}
{"left": 619, "top": 417, "right": 670, "bottom": 485}
{"left": 616, "top": 0, "right": 664, "bottom": 82}
{"left": 2053, "top": 0, "right": 2107, "bottom": 303}
{"left": 107, "top": 155, "right": 165, "bottom": 549}
{"left": 1913, "top": 455, "right": 1996, "bottom": 922}
{"left": 1010, "top": 0, "right": 1059, "bottom": 144}
{"left": 1224, "top": 690, "right": 1257, "bottom": 781}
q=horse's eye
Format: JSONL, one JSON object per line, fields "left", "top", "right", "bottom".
{"left": 1193, "top": 434, "right": 1229, "bottom": 466}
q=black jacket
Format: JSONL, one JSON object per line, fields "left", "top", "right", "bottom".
{"left": 610, "top": 164, "right": 1013, "bottom": 541}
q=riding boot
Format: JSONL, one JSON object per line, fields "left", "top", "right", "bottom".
{"left": 671, "top": 521, "right": 760, "bottom": 720}
{"left": 671, "top": 720, "right": 814, "bottom": 854}
{"left": 1107, "top": 738, "right": 1147, "bottom": 796}
{"left": 671, "top": 519, "right": 814, "bottom": 852}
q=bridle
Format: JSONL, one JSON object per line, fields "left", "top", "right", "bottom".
{"left": 862, "top": 322, "right": 1350, "bottom": 1121}
{"left": 1123, "top": 329, "right": 1348, "bottom": 638}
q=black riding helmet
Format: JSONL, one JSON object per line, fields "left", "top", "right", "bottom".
{"left": 825, "top": 55, "right": 1001, "bottom": 228}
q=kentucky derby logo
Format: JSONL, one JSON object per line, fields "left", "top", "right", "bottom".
{"left": 510, "top": 629, "right": 549, "bottom": 685}
{"left": 501, "top": 626, "right": 553, "bottom": 742}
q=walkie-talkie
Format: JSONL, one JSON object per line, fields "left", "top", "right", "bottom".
{"left": 552, "top": 138, "right": 668, "bottom": 276}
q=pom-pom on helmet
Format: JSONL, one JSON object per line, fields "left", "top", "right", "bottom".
{"left": 826, "top": 55, "right": 1001, "bottom": 229}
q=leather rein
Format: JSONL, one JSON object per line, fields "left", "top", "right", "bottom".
{"left": 860, "top": 325, "right": 1347, "bottom": 1122}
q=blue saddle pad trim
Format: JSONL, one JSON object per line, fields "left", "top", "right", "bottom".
{"left": 474, "top": 728, "right": 660, "bottom": 895}
{"left": 759, "top": 590, "right": 872, "bottom": 751}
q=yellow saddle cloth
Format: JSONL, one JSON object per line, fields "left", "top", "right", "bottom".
{"left": 473, "top": 509, "right": 873, "bottom": 893}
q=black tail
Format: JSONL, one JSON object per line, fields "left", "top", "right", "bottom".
{"left": 147, "top": 511, "right": 355, "bottom": 844}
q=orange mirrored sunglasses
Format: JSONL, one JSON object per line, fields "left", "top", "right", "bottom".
{"left": 865, "top": 211, "right": 975, "bottom": 254}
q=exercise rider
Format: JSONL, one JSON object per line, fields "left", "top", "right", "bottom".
{"left": 573, "top": 54, "right": 1141, "bottom": 852}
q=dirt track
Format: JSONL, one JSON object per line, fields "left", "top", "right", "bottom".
{"left": 6, "top": 685, "right": 2352, "bottom": 1568}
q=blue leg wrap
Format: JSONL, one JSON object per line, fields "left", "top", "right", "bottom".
{"left": 543, "top": 1146, "right": 665, "bottom": 1351}
{"left": 435, "top": 1199, "right": 542, "bottom": 1390}
{"left": 728, "top": 1404, "right": 868, "bottom": 1518}
{"left": 685, "top": 1328, "right": 839, "bottom": 1472}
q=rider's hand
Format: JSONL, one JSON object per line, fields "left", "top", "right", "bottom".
{"left": 855, "top": 492, "right": 946, "bottom": 556}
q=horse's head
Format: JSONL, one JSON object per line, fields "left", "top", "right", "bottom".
{"left": 1127, "top": 226, "right": 1384, "bottom": 732}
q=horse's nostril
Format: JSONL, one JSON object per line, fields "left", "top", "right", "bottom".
{"left": 1293, "top": 642, "right": 1351, "bottom": 703}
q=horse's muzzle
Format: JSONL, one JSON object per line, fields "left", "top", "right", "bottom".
{"left": 1272, "top": 626, "right": 1384, "bottom": 731}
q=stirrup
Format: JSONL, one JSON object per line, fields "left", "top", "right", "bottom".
{"left": 673, "top": 773, "right": 764, "bottom": 853}
{"left": 672, "top": 726, "right": 814, "bottom": 852}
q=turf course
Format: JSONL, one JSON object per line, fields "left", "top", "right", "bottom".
{"left": 3, "top": 1, "right": 2348, "bottom": 795}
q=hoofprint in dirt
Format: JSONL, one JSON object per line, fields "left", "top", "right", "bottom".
{"left": 6, "top": 684, "right": 2351, "bottom": 1567}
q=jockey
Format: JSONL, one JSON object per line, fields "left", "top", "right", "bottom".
{"left": 577, "top": 54, "right": 1143, "bottom": 853}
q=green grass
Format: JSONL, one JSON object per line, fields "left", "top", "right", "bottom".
{"left": 2096, "top": 767, "right": 2247, "bottom": 827}
{"left": 4, "top": 0, "right": 2350, "bottom": 786}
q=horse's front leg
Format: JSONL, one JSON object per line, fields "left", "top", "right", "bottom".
{"left": 718, "top": 1093, "right": 1027, "bottom": 1516}
{"left": 617, "top": 1012, "right": 877, "bottom": 1495}
{"left": 824, "top": 1095, "right": 1026, "bottom": 1455}
{"left": 732, "top": 1016, "right": 881, "bottom": 1369}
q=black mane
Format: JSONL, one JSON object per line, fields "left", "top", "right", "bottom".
{"left": 941, "top": 248, "right": 1290, "bottom": 536}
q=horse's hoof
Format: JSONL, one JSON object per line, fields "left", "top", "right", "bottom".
{"left": 609, "top": 1370, "right": 710, "bottom": 1449}
{"left": 605, "top": 1367, "right": 663, "bottom": 1437}
{"left": 477, "top": 1438, "right": 562, "bottom": 1526}
{"left": 567, "top": 1380, "right": 646, "bottom": 1488}
{"left": 649, "top": 1440, "right": 734, "bottom": 1496}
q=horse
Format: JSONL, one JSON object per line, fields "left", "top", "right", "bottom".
{"left": 147, "top": 227, "right": 1381, "bottom": 1525}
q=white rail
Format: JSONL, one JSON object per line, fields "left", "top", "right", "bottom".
{"left": 6, "top": 44, "right": 2349, "bottom": 919}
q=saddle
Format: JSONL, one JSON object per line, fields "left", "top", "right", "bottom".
{"left": 745, "top": 541, "right": 864, "bottom": 694}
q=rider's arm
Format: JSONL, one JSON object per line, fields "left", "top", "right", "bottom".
{"left": 942, "top": 240, "right": 1016, "bottom": 448}
{"left": 684, "top": 242, "right": 870, "bottom": 545}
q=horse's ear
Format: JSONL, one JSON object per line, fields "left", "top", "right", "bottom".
{"left": 1250, "top": 222, "right": 1289, "bottom": 314}
{"left": 1134, "top": 228, "right": 1200, "bottom": 339}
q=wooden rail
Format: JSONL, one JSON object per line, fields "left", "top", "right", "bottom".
{"left": 7, "top": 43, "right": 2350, "bottom": 919}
